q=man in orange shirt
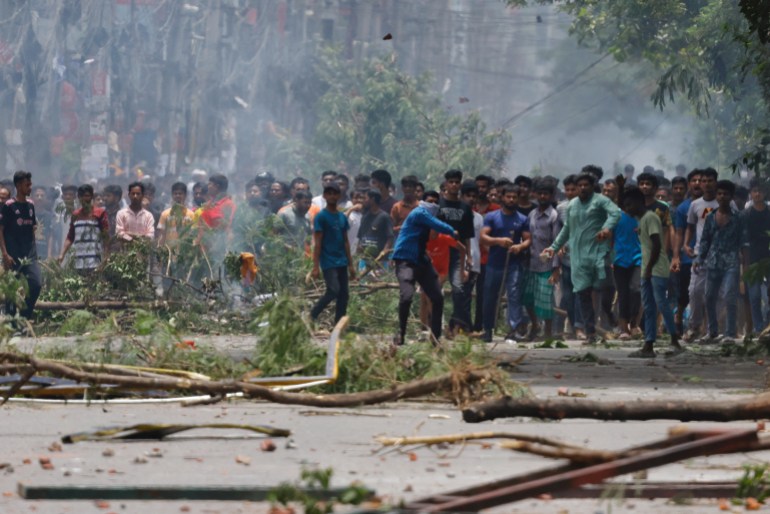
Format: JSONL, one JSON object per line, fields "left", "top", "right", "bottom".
{"left": 391, "top": 175, "right": 420, "bottom": 235}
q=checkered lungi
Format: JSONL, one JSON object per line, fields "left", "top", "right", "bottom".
{"left": 522, "top": 270, "right": 555, "bottom": 320}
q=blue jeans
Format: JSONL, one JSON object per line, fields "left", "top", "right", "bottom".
{"left": 705, "top": 266, "right": 739, "bottom": 337}
{"left": 482, "top": 263, "right": 523, "bottom": 334}
{"left": 641, "top": 276, "right": 677, "bottom": 344}
{"left": 747, "top": 279, "right": 769, "bottom": 334}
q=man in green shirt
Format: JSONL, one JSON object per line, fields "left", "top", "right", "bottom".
{"left": 624, "top": 187, "right": 683, "bottom": 358}
{"left": 541, "top": 172, "right": 620, "bottom": 344}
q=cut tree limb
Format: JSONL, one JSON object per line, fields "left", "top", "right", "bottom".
{"left": 35, "top": 300, "right": 175, "bottom": 311}
{"left": 376, "top": 431, "right": 583, "bottom": 450}
{"left": 0, "top": 353, "right": 491, "bottom": 408}
{"left": 463, "top": 394, "right": 770, "bottom": 423}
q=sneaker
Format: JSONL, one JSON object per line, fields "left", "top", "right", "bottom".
{"left": 683, "top": 329, "right": 701, "bottom": 343}
{"left": 503, "top": 331, "right": 518, "bottom": 344}
{"left": 696, "top": 334, "right": 721, "bottom": 345}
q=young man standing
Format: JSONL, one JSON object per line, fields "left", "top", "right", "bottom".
{"left": 277, "top": 190, "right": 313, "bottom": 250}
{"left": 637, "top": 171, "right": 674, "bottom": 251}
{"left": 116, "top": 182, "right": 155, "bottom": 242}
{"left": 682, "top": 167, "right": 719, "bottom": 341}
{"left": 542, "top": 172, "right": 621, "bottom": 344}
{"left": 460, "top": 180, "right": 483, "bottom": 333}
{"left": 312, "top": 170, "right": 338, "bottom": 209}
{"left": 556, "top": 175, "right": 584, "bottom": 339}
{"left": 370, "top": 169, "right": 397, "bottom": 215}
{"left": 743, "top": 179, "right": 770, "bottom": 335}
{"left": 0, "top": 170, "right": 42, "bottom": 322}
{"left": 513, "top": 175, "right": 536, "bottom": 216}
{"left": 623, "top": 187, "right": 682, "bottom": 358}
{"left": 473, "top": 174, "right": 500, "bottom": 332}
{"left": 438, "top": 169, "right": 475, "bottom": 335}
{"left": 310, "top": 183, "right": 356, "bottom": 324}
{"left": 357, "top": 189, "right": 394, "bottom": 271}
{"left": 392, "top": 196, "right": 458, "bottom": 346}
{"left": 390, "top": 175, "right": 420, "bottom": 235}
{"left": 523, "top": 181, "right": 561, "bottom": 340}
{"left": 695, "top": 180, "right": 746, "bottom": 343}
{"left": 58, "top": 184, "right": 109, "bottom": 272}
{"left": 670, "top": 169, "right": 702, "bottom": 335}
{"left": 480, "top": 184, "right": 532, "bottom": 343}
{"left": 157, "top": 182, "right": 195, "bottom": 249}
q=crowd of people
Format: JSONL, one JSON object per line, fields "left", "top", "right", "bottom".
{"left": 0, "top": 163, "right": 766, "bottom": 356}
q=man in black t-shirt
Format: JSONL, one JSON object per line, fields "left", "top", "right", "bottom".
{"left": 744, "top": 180, "right": 770, "bottom": 335}
{"left": 357, "top": 190, "right": 394, "bottom": 263}
{"left": 438, "top": 169, "right": 475, "bottom": 334}
{"left": 0, "top": 170, "right": 42, "bottom": 323}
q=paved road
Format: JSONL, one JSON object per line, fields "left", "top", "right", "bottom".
{"left": 1, "top": 336, "right": 768, "bottom": 513}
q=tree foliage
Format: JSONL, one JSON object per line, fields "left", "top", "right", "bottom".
{"left": 512, "top": 0, "right": 770, "bottom": 170}
{"left": 267, "top": 48, "right": 511, "bottom": 184}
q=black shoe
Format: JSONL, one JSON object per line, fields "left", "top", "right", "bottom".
{"left": 482, "top": 331, "right": 493, "bottom": 343}
{"left": 504, "top": 331, "right": 518, "bottom": 343}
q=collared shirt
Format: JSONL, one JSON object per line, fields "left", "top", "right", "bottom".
{"left": 277, "top": 206, "right": 312, "bottom": 247}
{"left": 392, "top": 206, "right": 456, "bottom": 264}
{"left": 551, "top": 193, "right": 621, "bottom": 292}
{"left": 527, "top": 205, "right": 561, "bottom": 273}
{"left": 697, "top": 209, "right": 747, "bottom": 270}
{"left": 200, "top": 195, "right": 237, "bottom": 231}
{"left": 116, "top": 207, "right": 155, "bottom": 240}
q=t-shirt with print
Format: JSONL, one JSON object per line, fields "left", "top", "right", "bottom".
{"left": 646, "top": 200, "right": 672, "bottom": 228}
{"left": 0, "top": 198, "right": 37, "bottom": 262}
{"left": 639, "top": 210, "right": 670, "bottom": 278}
{"left": 437, "top": 198, "right": 474, "bottom": 241}
{"left": 686, "top": 197, "right": 719, "bottom": 254}
{"left": 357, "top": 210, "right": 393, "bottom": 255}
{"left": 314, "top": 208, "right": 350, "bottom": 270}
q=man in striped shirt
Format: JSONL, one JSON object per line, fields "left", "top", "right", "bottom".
{"left": 58, "top": 184, "right": 109, "bottom": 271}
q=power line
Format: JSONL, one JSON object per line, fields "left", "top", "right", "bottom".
{"left": 499, "top": 53, "right": 611, "bottom": 129}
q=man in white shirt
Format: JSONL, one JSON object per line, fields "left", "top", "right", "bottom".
{"left": 116, "top": 182, "right": 155, "bottom": 242}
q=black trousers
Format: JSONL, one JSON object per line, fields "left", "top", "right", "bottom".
{"left": 310, "top": 266, "right": 349, "bottom": 322}
{"left": 395, "top": 259, "right": 444, "bottom": 344}
{"left": 578, "top": 287, "right": 596, "bottom": 336}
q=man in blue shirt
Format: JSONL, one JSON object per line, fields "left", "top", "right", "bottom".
{"left": 480, "top": 184, "right": 532, "bottom": 343}
{"left": 310, "top": 183, "right": 356, "bottom": 323}
{"left": 392, "top": 194, "right": 458, "bottom": 346}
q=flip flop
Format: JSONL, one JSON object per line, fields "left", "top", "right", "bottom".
{"left": 628, "top": 349, "right": 657, "bottom": 359}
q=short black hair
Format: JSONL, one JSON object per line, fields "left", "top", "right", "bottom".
{"left": 61, "top": 184, "right": 77, "bottom": 194}
{"left": 624, "top": 164, "right": 635, "bottom": 174}
{"left": 687, "top": 169, "right": 702, "bottom": 181}
{"left": 575, "top": 172, "right": 596, "bottom": 186}
{"left": 581, "top": 164, "right": 604, "bottom": 181}
{"left": 103, "top": 184, "right": 122, "bottom": 199}
{"left": 475, "top": 174, "right": 495, "bottom": 186}
{"left": 671, "top": 176, "right": 687, "bottom": 188}
{"left": 171, "top": 182, "right": 187, "bottom": 194}
{"left": 535, "top": 180, "right": 555, "bottom": 195}
{"left": 735, "top": 185, "right": 749, "bottom": 201}
{"left": 716, "top": 179, "right": 735, "bottom": 195}
{"left": 371, "top": 169, "right": 392, "bottom": 187}
{"left": 77, "top": 184, "right": 94, "bottom": 197}
{"left": 623, "top": 186, "right": 645, "bottom": 206}
{"left": 444, "top": 169, "right": 463, "bottom": 181}
{"left": 401, "top": 175, "right": 419, "bottom": 187}
{"left": 636, "top": 172, "right": 659, "bottom": 189}
{"left": 13, "top": 170, "right": 31, "bottom": 187}
{"left": 423, "top": 190, "right": 440, "bottom": 201}
{"left": 367, "top": 189, "right": 382, "bottom": 205}
{"left": 499, "top": 184, "right": 520, "bottom": 197}
{"left": 193, "top": 181, "right": 207, "bottom": 192}
{"left": 128, "top": 181, "right": 145, "bottom": 194}
{"left": 336, "top": 174, "right": 349, "bottom": 186}
{"left": 563, "top": 174, "right": 577, "bottom": 187}
{"left": 514, "top": 175, "right": 533, "bottom": 188}
{"left": 461, "top": 179, "right": 478, "bottom": 195}
{"left": 143, "top": 182, "right": 156, "bottom": 196}
{"left": 290, "top": 177, "right": 309, "bottom": 189}
{"left": 321, "top": 170, "right": 338, "bottom": 180}
{"left": 209, "top": 174, "right": 228, "bottom": 193}
{"left": 701, "top": 167, "right": 718, "bottom": 181}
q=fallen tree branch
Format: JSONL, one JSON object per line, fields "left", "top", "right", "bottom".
{"left": 376, "top": 431, "right": 583, "bottom": 450}
{"left": 35, "top": 300, "right": 177, "bottom": 311}
{"left": 499, "top": 441, "right": 621, "bottom": 465}
{"left": 463, "top": 395, "right": 770, "bottom": 423}
{"left": 0, "top": 353, "right": 492, "bottom": 408}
